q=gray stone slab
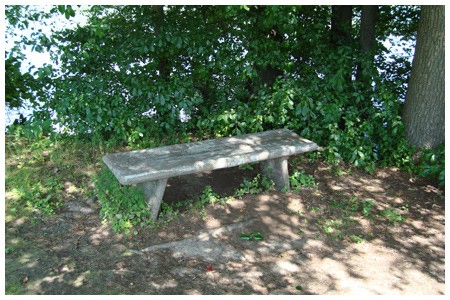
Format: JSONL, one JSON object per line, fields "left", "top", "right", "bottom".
{"left": 131, "top": 219, "right": 308, "bottom": 261}
{"left": 132, "top": 219, "right": 256, "bottom": 260}
{"left": 103, "top": 129, "right": 320, "bottom": 185}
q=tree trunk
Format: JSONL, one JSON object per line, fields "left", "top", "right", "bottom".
{"left": 331, "top": 5, "right": 353, "bottom": 130}
{"left": 330, "top": 5, "right": 353, "bottom": 87}
{"left": 356, "top": 5, "right": 378, "bottom": 83}
{"left": 402, "top": 5, "right": 444, "bottom": 149}
{"left": 331, "top": 5, "right": 353, "bottom": 46}
{"left": 153, "top": 5, "right": 170, "bottom": 80}
{"left": 355, "top": 5, "right": 378, "bottom": 121}
{"left": 244, "top": 6, "right": 284, "bottom": 98}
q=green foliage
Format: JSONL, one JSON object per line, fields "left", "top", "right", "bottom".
{"left": 5, "top": 246, "right": 16, "bottom": 255}
{"left": 416, "top": 144, "right": 445, "bottom": 189}
{"left": 260, "top": 175, "right": 276, "bottom": 191}
{"left": 240, "top": 232, "right": 264, "bottom": 241}
{"left": 6, "top": 114, "right": 55, "bottom": 143}
{"left": 235, "top": 176, "right": 262, "bottom": 198}
{"left": 56, "top": 5, "right": 76, "bottom": 19}
{"left": 5, "top": 136, "right": 66, "bottom": 216}
{"left": 322, "top": 218, "right": 348, "bottom": 239}
{"left": 160, "top": 171, "right": 275, "bottom": 221}
{"left": 349, "top": 234, "right": 366, "bottom": 244}
{"left": 381, "top": 207, "right": 407, "bottom": 224}
{"left": 290, "top": 169, "right": 316, "bottom": 190}
{"left": 7, "top": 177, "right": 64, "bottom": 216}
{"left": 5, "top": 53, "right": 36, "bottom": 109}
{"left": 159, "top": 185, "right": 225, "bottom": 221}
{"left": 198, "top": 186, "right": 221, "bottom": 206}
{"left": 235, "top": 174, "right": 275, "bottom": 199}
{"left": 361, "top": 200, "right": 375, "bottom": 218}
{"left": 94, "top": 166, "right": 154, "bottom": 234}
{"left": 309, "top": 196, "right": 407, "bottom": 242}
{"left": 5, "top": 132, "right": 105, "bottom": 223}
{"left": 6, "top": 4, "right": 433, "bottom": 183}
{"left": 331, "top": 197, "right": 360, "bottom": 213}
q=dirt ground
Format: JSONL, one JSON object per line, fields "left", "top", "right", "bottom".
{"left": 4, "top": 158, "right": 445, "bottom": 295}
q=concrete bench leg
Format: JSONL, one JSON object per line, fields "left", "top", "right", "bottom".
{"left": 261, "top": 157, "right": 290, "bottom": 191}
{"left": 139, "top": 178, "right": 168, "bottom": 220}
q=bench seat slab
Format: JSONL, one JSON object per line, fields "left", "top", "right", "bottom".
{"left": 103, "top": 129, "right": 320, "bottom": 185}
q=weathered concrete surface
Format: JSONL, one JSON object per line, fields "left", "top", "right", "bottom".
{"left": 139, "top": 178, "right": 168, "bottom": 220}
{"left": 103, "top": 129, "right": 320, "bottom": 219}
{"left": 261, "top": 157, "right": 290, "bottom": 191}
{"left": 132, "top": 220, "right": 257, "bottom": 260}
{"left": 132, "top": 219, "right": 308, "bottom": 262}
{"left": 103, "top": 129, "right": 320, "bottom": 185}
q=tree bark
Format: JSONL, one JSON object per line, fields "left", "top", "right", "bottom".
{"left": 356, "top": 5, "right": 378, "bottom": 83}
{"left": 246, "top": 6, "right": 284, "bottom": 94}
{"left": 331, "top": 5, "right": 353, "bottom": 130}
{"left": 331, "top": 5, "right": 353, "bottom": 46}
{"left": 402, "top": 5, "right": 444, "bottom": 149}
{"left": 153, "top": 5, "right": 170, "bottom": 80}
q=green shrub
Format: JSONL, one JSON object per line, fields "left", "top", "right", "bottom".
{"left": 9, "top": 179, "right": 64, "bottom": 216}
{"left": 290, "top": 169, "right": 316, "bottom": 191}
{"left": 417, "top": 144, "right": 445, "bottom": 189}
{"left": 94, "top": 166, "right": 154, "bottom": 234}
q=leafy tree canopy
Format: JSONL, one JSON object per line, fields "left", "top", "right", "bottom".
{"left": 5, "top": 5, "right": 421, "bottom": 170}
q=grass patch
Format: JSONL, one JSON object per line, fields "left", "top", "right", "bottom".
{"left": 299, "top": 195, "right": 408, "bottom": 243}
{"left": 5, "top": 134, "right": 103, "bottom": 222}
{"left": 5, "top": 283, "right": 26, "bottom": 295}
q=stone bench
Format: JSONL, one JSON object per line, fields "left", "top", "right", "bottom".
{"left": 102, "top": 129, "right": 321, "bottom": 219}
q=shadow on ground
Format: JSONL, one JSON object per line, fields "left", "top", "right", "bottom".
{"left": 5, "top": 157, "right": 445, "bottom": 295}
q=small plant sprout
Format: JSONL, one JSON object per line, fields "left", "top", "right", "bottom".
{"left": 240, "top": 232, "right": 265, "bottom": 241}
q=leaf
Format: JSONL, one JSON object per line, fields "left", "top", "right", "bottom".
{"left": 295, "top": 285, "right": 303, "bottom": 291}
{"left": 176, "top": 36, "right": 182, "bottom": 49}
{"left": 206, "top": 264, "right": 213, "bottom": 272}
{"left": 159, "top": 94, "right": 165, "bottom": 105}
{"left": 240, "top": 232, "right": 264, "bottom": 241}
{"left": 57, "top": 5, "right": 64, "bottom": 14}
{"left": 82, "top": 50, "right": 89, "bottom": 59}
{"left": 251, "top": 232, "right": 264, "bottom": 240}
{"left": 240, "top": 233, "right": 252, "bottom": 240}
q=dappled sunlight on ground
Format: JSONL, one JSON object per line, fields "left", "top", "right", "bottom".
{"left": 5, "top": 158, "right": 444, "bottom": 294}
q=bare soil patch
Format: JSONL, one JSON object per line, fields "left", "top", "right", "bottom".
{"left": 5, "top": 158, "right": 445, "bottom": 295}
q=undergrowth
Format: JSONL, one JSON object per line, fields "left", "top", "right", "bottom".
{"left": 94, "top": 166, "right": 279, "bottom": 233}
{"left": 298, "top": 196, "right": 409, "bottom": 243}
{"left": 5, "top": 130, "right": 100, "bottom": 218}
{"left": 5, "top": 123, "right": 444, "bottom": 236}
